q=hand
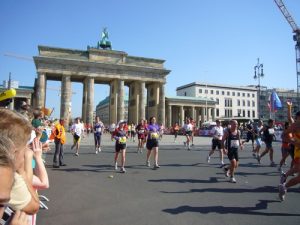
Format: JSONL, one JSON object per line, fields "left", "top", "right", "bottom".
{"left": 287, "top": 100, "right": 292, "bottom": 107}
{"left": 10, "top": 210, "right": 29, "bottom": 225}
{"left": 114, "top": 136, "right": 119, "bottom": 141}
{"left": 32, "top": 137, "right": 43, "bottom": 159}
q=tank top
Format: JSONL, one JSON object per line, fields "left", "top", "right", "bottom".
{"left": 227, "top": 129, "right": 240, "bottom": 149}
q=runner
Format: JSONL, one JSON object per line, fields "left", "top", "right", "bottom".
{"left": 145, "top": 117, "right": 160, "bottom": 169}
{"left": 173, "top": 122, "right": 180, "bottom": 143}
{"left": 112, "top": 120, "right": 127, "bottom": 173}
{"left": 242, "top": 120, "right": 255, "bottom": 152}
{"left": 207, "top": 119, "right": 224, "bottom": 166}
{"left": 252, "top": 120, "right": 264, "bottom": 158}
{"left": 257, "top": 119, "right": 276, "bottom": 166}
{"left": 71, "top": 117, "right": 84, "bottom": 156}
{"left": 222, "top": 120, "right": 243, "bottom": 183}
{"left": 159, "top": 123, "right": 165, "bottom": 140}
{"left": 183, "top": 118, "right": 193, "bottom": 150}
{"left": 136, "top": 119, "right": 146, "bottom": 153}
{"left": 94, "top": 116, "right": 104, "bottom": 154}
{"left": 278, "top": 102, "right": 299, "bottom": 201}
{"left": 278, "top": 121, "right": 293, "bottom": 173}
{"left": 131, "top": 122, "right": 136, "bottom": 142}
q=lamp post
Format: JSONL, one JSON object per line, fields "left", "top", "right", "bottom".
{"left": 254, "top": 58, "right": 264, "bottom": 119}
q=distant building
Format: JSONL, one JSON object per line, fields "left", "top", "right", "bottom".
{"left": 259, "top": 87, "right": 299, "bottom": 122}
{"left": 176, "top": 82, "right": 258, "bottom": 120}
{"left": 96, "top": 95, "right": 129, "bottom": 125}
{"left": 0, "top": 80, "right": 34, "bottom": 110}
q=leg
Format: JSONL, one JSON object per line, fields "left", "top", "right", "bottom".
{"left": 53, "top": 140, "right": 60, "bottom": 166}
{"left": 59, "top": 143, "right": 64, "bottom": 165}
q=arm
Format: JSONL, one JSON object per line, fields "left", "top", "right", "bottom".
{"left": 287, "top": 101, "right": 294, "bottom": 124}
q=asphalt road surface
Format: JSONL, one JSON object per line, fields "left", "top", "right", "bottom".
{"left": 37, "top": 133, "right": 300, "bottom": 225}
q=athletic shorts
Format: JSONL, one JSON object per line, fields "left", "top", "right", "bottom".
{"left": 294, "top": 145, "right": 300, "bottom": 164}
{"left": 255, "top": 138, "right": 262, "bottom": 147}
{"left": 146, "top": 139, "right": 159, "bottom": 150}
{"left": 115, "top": 143, "right": 126, "bottom": 152}
{"left": 265, "top": 141, "right": 273, "bottom": 149}
{"left": 185, "top": 131, "right": 192, "bottom": 137}
{"left": 227, "top": 147, "right": 239, "bottom": 161}
{"left": 212, "top": 139, "right": 222, "bottom": 150}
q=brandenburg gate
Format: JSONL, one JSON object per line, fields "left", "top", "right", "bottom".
{"left": 33, "top": 45, "right": 170, "bottom": 126}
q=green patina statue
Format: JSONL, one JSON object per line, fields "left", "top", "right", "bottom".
{"left": 98, "top": 27, "right": 112, "bottom": 50}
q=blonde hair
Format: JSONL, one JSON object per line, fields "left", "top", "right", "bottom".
{"left": 0, "top": 108, "right": 32, "bottom": 148}
{"left": 0, "top": 135, "right": 15, "bottom": 170}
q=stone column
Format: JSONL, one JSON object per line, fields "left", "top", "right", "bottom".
{"left": 180, "top": 105, "right": 184, "bottom": 126}
{"left": 167, "top": 104, "right": 172, "bottom": 127}
{"left": 117, "top": 80, "right": 124, "bottom": 122}
{"left": 139, "top": 81, "right": 145, "bottom": 121}
{"left": 158, "top": 83, "right": 165, "bottom": 125}
{"left": 37, "top": 73, "right": 46, "bottom": 108}
{"left": 82, "top": 79, "right": 87, "bottom": 122}
{"left": 191, "top": 106, "right": 195, "bottom": 120}
{"left": 60, "top": 75, "right": 71, "bottom": 126}
{"left": 201, "top": 107, "right": 205, "bottom": 123}
{"left": 211, "top": 107, "right": 215, "bottom": 121}
{"left": 86, "top": 77, "right": 94, "bottom": 126}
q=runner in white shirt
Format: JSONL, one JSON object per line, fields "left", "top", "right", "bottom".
{"left": 183, "top": 118, "right": 193, "bottom": 150}
{"left": 207, "top": 120, "right": 225, "bottom": 166}
{"left": 71, "top": 117, "right": 84, "bottom": 156}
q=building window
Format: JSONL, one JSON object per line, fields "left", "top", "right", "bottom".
{"left": 216, "top": 98, "right": 219, "bottom": 105}
{"left": 252, "top": 101, "right": 255, "bottom": 107}
{"left": 237, "top": 92, "right": 240, "bottom": 96}
{"left": 216, "top": 109, "right": 219, "bottom": 117}
{"left": 247, "top": 110, "right": 250, "bottom": 117}
{"left": 210, "top": 90, "right": 214, "bottom": 94}
{"left": 222, "top": 91, "right": 225, "bottom": 95}
{"left": 247, "top": 100, "right": 250, "bottom": 107}
{"left": 252, "top": 93, "right": 255, "bottom": 98}
{"left": 205, "top": 89, "right": 208, "bottom": 94}
{"left": 242, "top": 93, "right": 245, "bottom": 97}
{"left": 243, "top": 110, "right": 245, "bottom": 117}
{"left": 227, "top": 91, "right": 230, "bottom": 96}
{"left": 232, "top": 92, "right": 235, "bottom": 96}
{"left": 252, "top": 110, "right": 255, "bottom": 118}
{"left": 243, "top": 100, "right": 245, "bottom": 106}
{"left": 237, "top": 109, "right": 241, "bottom": 117}
{"left": 225, "top": 98, "right": 232, "bottom": 107}
{"left": 216, "top": 90, "right": 219, "bottom": 95}
{"left": 199, "top": 89, "right": 202, "bottom": 94}
{"left": 247, "top": 93, "right": 250, "bottom": 97}
{"left": 237, "top": 99, "right": 240, "bottom": 106}
{"left": 184, "top": 92, "right": 187, "bottom": 96}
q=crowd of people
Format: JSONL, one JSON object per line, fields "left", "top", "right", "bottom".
{"left": 1, "top": 100, "right": 300, "bottom": 224}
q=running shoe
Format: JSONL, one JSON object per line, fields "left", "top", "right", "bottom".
{"left": 98, "top": 147, "right": 102, "bottom": 152}
{"left": 270, "top": 161, "right": 276, "bottom": 167}
{"left": 256, "top": 155, "right": 261, "bottom": 164}
{"left": 75, "top": 152, "right": 79, "bottom": 156}
{"left": 95, "top": 149, "right": 98, "bottom": 154}
{"left": 183, "top": 141, "right": 186, "bottom": 146}
{"left": 278, "top": 184, "right": 287, "bottom": 201}
{"left": 230, "top": 177, "right": 237, "bottom": 183}
{"left": 146, "top": 161, "right": 150, "bottom": 167}
{"left": 120, "top": 167, "right": 126, "bottom": 173}
{"left": 280, "top": 172, "right": 287, "bottom": 184}
{"left": 224, "top": 168, "right": 230, "bottom": 177}
{"left": 207, "top": 156, "right": 210, "bottom": 163}
{"left": 153, "top": 164, "right": 160, "bottom": 169}
{"left": 114, "top": 162, "right": 118, "bottom": 170}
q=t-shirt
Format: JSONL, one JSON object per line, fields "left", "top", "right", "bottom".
{"left": 113, "top": 128, "right": 127, "bottom": 144}
{"left": 8, "top": 173, "right": 31, "bottom": 210}
{"left": 94, "top": 122, "right": 104, "bottom": 135}
{"left": 212, "top": 126, "right": 224, "bottom": 140}
{"left": 71, "top": 123, "right": 84, "bottom": 136}
{"left": 147, "top": 124, "right": 160, "bottom": 139}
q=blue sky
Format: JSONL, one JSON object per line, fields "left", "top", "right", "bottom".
{"left": 0, "top": 0, "right": 299, "bottom": 118}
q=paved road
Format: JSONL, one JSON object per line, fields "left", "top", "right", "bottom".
{"left": 37, "top": 133, "right": 300, "bottom": 225}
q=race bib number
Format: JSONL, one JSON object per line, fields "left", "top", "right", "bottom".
{"left": 151, "top": 132, "right": 159, "bottom": 139}
{"left": 119, "top": 136, "right": 127, "bottom": 144}
{"left": 230, "top": 140, "right": 239, "bottom": 148}
{"left": 96, "top": 127, "right": 102, "bottom": 133}
{"left": 138, "top": 130, "right": 144, "bottom": 134}
{"left": 268, "top": 128, "right": 275, "bottom": 135}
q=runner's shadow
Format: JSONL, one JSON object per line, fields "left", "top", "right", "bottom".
{"left": 161, "top": 186, "right": 300, "bottom": 194}
{"left": 162, "top": 200, "right": 300, "bottom": 217}
{"left": 149, "top": 177, "right": 220, "bottom": 184}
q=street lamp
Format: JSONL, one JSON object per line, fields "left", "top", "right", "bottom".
{"left": 254, "top": 58, "right": 264, "bottom": 119}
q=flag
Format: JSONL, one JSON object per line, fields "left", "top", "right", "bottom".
{"left": 269, "top": 91, "right": 282, "bottom": 112}
{"left": 42, "top": 107, "right": 54, "bottom": 116}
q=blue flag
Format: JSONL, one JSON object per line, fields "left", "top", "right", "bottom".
{"left": 270, "top": 91, "right": 282, "bottom": 112}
